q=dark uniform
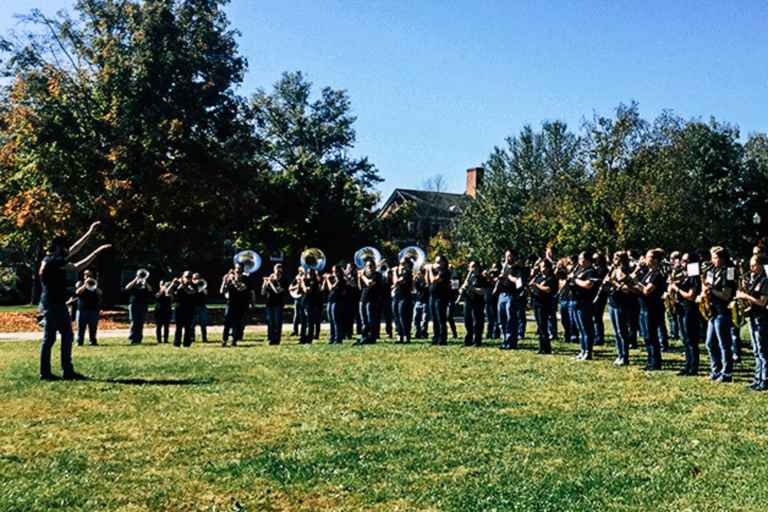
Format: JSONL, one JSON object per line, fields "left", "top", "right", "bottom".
{"left": 571, "top": 266, "right": 599, "bottom": 359}
{"left": 359, "top": 271, "right": 384, "bottom": 344}
{"left": 676, "top": 272, "right": 702, "bottom": 374}
{"left": 39, "top": 255, "right": 76, "bottom": 378}
{"left": 531, "top": 272, "right": 556, "bottom": 354}
{"left": 225, "top": 277, "right": 253, "bottom": 345}
{"left": 462, "top": 273, "right": 489, "bottom": 347}
{"left": 607, "top": 270, "right": 635, "bottom": 365}
{"left": 154, "top": 291, "right": 172, "bottom": 343}
{"left": 127, "top": 284, "right": 151, "bottom": 344}
{"left": 326, "top": 277, "right": 348, "bottom": 344}
{"left": 76, "top": 285, "right": 100, "bottom": 346}
{"left": 392, "top": 268, "right": 414, "bottom": 342}
{"left": 704, "top": 266, "right": 736, "bottom": 380}
{"left": 745, "top": 271, "right": 768, "bottom": 389}
{"left": 429, "top": 267, "right": 452, "bottom": 345}
{"left": 413, "top": 273, "right": 430, "bottom": 339}
{"left": 173, "top": 282, "right": 197, "bottom": 347}
{"left": 639, "top": 267, "right": 665, "bottom": 370}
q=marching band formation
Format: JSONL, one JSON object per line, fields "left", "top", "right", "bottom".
{"left": 37, "top": 223, "right": 768, "bottom": 390}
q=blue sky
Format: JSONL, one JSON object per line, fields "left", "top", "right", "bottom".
{"left": 2, "top": 1, "right": 767, "bottom": 200}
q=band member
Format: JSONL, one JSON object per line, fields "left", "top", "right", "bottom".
{"left": 530, "top": 258, "right": 556, "bottom": 354}
{"left": 392, "top": 258, "right": 415, "bottom": 343}
{"left": 322, "top": 265, "right": 348, "bottom": 344}
{"left": 485, "top": 263, "right": 500, "bottom": 339}
{"left": 516, "top": 257, "right": 533, "bottom": 340}
{"left": 260, "top": 263, "right": 285, "bottom": 345}
{"left": 460, "top": 260, "right": 488, "bottom": 347}
{"left": 170, "top": 271, "right": 197, "bottom": 347}
{"left": 666, "top": 251, "right": 683, "bottom": 341}
{"left": 591, "top": 252, "right": 609, "bottom": 345}
{"left": 297, "top": 268, "right": 320, "bottom": 344}
{"left": 125, "top": 270, "right": 153, "bottom": 344}
{"left": 448, "top": 282, "right": 460, "bottom": 340}
{"left": 496, "top": 251, "right": 523, "bottom": 350}
{"left": 343, "top": 262, "right": 360, "bottom": 339}
{"left": 379, "top": 260, "right": 394, "bottom": 340}
{"left": 75, "top": 269, "right": 102, "bottom": 346}
{"left": 701, "top": 246, "right": 736, "bottom": 382}
{"left": 555, "top": 258, "right": 576, "bottom": 344}
{"left": 413, "top": 267, "right": 430, "bottom": 339}
{"left": 605, "top": 251, "right": 634, "bottom": 366}
{"left": 356, "top": 258, "right": 384, "bottom": 344}
{"left": 735, "top": 254, "right": 768, "bottom": 390}
{"left": 635, "top": 249, "right": 666, "bottom": 370}
{"left": 154, "top": 280, "right": 173, "bottom": 344}
{"left": 569, "top": 252, "right": 599, "bottom": 360}
{"left": 221, "top": 264, "right": 253, "bottom": 346}
{"left": 629, "top": 250, "right": 646, "bottom": 343}
{"left": 427, "top": 255, "right": 452, "bottom": 346}
{"left": 191, "top": 273, "right": 209, "bottom": 343}
{"left": 290, "top": 267, "right": 305, "bottom": 337}
{"left": 669, "top": 253, "right": 702, "bottom": 375}
{"left": 38, "top": 223, "right": 110, "bottom": 380}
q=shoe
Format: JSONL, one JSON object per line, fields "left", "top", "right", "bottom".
{"left": 89, "top": 341, "right": 98, "bottom": 346}
{"left": 709, "top": 373, "right": 721, "bottom": 381}
{"left": 715, "top": 375, "right": 732, "bottom": 383}
{"left": 62, "top": 372, "right": 89, "bottom": 381}
{"left": 40, "top": 374, "right": 61, "bottom": 381}
{"left": 575, "top": 353, "right": 584, "bottom": 361}
{"left": 748, "top": 382, "right": 760, "bottom": 390}
{"left": 756, "top": 382, "right": 768, "bottom": 391}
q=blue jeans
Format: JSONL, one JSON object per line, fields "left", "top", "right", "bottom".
{"left": 497, "top": 292, "right": 518, "bottom": 348}
{"left": 609, "top": 304, "right": 631, "bottom": 363}
{"left": 641, "top": 305, "right": 662, "bottom": 369}
{"left": 262, "top": 305, "right": 281, "bottom": 344}
{"left": 573, "top": 303, "right": 595, "bottom": 357}
{"left": 394, "top": 296, "right": 413, "bottom": 340}
{"left": 559, "top": 297, "right": 574, "bottom": 342}
{"left": 430, "top": 295, "right": 450, "bottom": 344}
{"left": 128, "top": 303, "right": 147, "bottom": 344}
{"left": 327, "top": 302, "right": 343, "bottom": 343}
{"left": 464, "top": 300, "right": 485, "bottom": 346}
{"left": 706, "top": 313, "right": 733, "bottom": 378}
{"left": 76, "top": 308, "right": 99, "bottom": 345}
{"left": 192, "top": 305, "right": 208, "bottom": 342}
{"left": 414, "top": 301, "right": 429, "bottom": 338}
{"left": 679, "top": 307, "right": 701, "bottom": 373}
{"left": 40, "top": 304, "right": 75, "bottom": 377}
{"left": 360, "top": 300, "right": 380, "bottom": 343}
{"left": 749, "top": 316, "right": 768, "bottom": 383}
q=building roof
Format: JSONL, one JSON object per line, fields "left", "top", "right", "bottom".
{"left": 377, "top": 188, "right": 470, "bottom": 219}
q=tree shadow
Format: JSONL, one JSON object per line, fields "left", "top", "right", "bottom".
{"left": 96, "top": 377, "right": 215, "bottom": 386}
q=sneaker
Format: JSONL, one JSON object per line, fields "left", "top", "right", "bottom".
{"left": 715, "top": 375, "right": 732, "bottom": 383}
{"left": 62, "top": 372, "right": 89, "bottom": 381}
{"left": 709, "top": 373, "right": 721, "bottom": 381}
{"left": 40, "top": 374, "right": 61, "bottom": 381}
{"left": 575, "top": 352, "right": 584, "bottom": 361}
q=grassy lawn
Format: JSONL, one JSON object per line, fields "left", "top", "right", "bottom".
{"left": 1, "top": 326, "right": 767, "bottom": 511}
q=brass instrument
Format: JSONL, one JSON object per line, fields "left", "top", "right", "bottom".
{"left": 398, "top": 246, "right": 426, "bottom": 271}
{"left": 300, "top": 248, "right": 327, "bottom": 272}
{"left": 354, "top": 246, "right": 382, "bottom": 269}
{"left": 459, "top": 269, "right": 478, "bottom": 300}
{"left": 85, "top": 277, "right": 98, "bottom": 292}
{"left": 234, "top": 250, "right": 262, "bottom": 275}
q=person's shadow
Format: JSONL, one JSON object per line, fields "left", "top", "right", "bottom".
{"left": 95, "top": 377, "right": 214, "bottom": 386}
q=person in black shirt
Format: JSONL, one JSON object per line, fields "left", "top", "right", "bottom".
{"left": 635, "top": 249, "right": 666, "bottom": 371}
{"left": 379, "top": 260, "right": 394, "bottom": 340}
{"left": 260, "top": 263, "right": 285, "bottom": 345}
{"left": 299, "top": 268, "right": 322, "bottom": 344}
{"left": 413, "top": 267, "right": 430, "bottom": 339}
{"left": 556, "top": 258, "right": 576, "bottom": 344}
{"left": 701, "top": 246, "right": 736, "bottom": 382}
{"left": 38, "top": 223, "right": 111, "bottom": 381}
{"left": 289, "top": 267, "right": 305, "bottom": 337}
{"left": 170, "top": 271, "right": 197, "bottom": 347}
{"left": 496, "top": 251, "right": 524, "bottom": 350}
{"left": 427, "top": 255, "right": 452, "bottom": 346}
{"left": 605, "top": 251, "right": 635, "bottom": 366}
{"left": 75, "top": 270, "right": 102, "bottom": 346}
{"left": 736, "top": 254, "right": 768, "bottom": 390}
{"left": 191, "top": 273, "right": 209, "bottom": 343}
{"left": 154, "top": 280, "right": 173, "bottom": 344}
{"left": 669, "top": 253, "right": 703, "bottom": 375}
{"left": 570, "top": 252, "right": 599, "bottom": 360}
{"left": 591, "top": 252, "right": 609, "bottom": 346}
{"left": 392, "top": 258, "right": 415, "bottom": 343}
{"left": 484, "top": 263, "right": 500, "bottom": 340}
{"left": 323, "top": 265, "right": 348, "bottom": 344}
{"left": 343, "top": 262, "right": 360, "bottom": 340}
{"left": 221, "top": 264, "right": 254, "bottom": 346}
{"left": 461, "top": 260, "right": 488, "bottom": 347}
{"left": 356, "top": 258, "right": 384, "bottom": 344}
{"left": 530, "top": 259, "right": 556, "bottom": 354}
{"left": 125, "top": 270, "right": 154, "bottom": 345}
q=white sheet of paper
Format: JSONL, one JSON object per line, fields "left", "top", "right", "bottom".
{"left": 727, "top": 267, "right": 735, "bottom": 281}
{"left": 764, "top": 264, "right": 768, "bottom": 276}
{"left": 515, "top": 278, "right": 523, "bottom": 289}
{"left": 687, "top": 263, "right": 700, "bottom": 277}
{"left": 705, "top": 271, "right": 714, "bottom": 285}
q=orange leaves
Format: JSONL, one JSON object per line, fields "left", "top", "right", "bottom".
{"left": 2, "top": 188, "right": 72, "bottom": 233}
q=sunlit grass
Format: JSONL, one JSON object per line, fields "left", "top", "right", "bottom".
{"left": 1, "top": 325, "right": 766, "bottom": 511}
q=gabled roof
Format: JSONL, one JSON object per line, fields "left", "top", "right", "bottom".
{"left": 378, "top": 188, "right": 470, "bottom": 219}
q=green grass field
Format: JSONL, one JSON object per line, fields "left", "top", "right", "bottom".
{"left": 1, "top": 327, "right": 767, "bottom": 511}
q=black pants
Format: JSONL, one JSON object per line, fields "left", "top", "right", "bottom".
{"left": 173, "top": 306, "right": 194, "bottom": 347}
{"left": 534, "top": 302, "right": 553, "bottom": 353}
{"left": 464, "top": 300, "right": 485, "bottom": 346}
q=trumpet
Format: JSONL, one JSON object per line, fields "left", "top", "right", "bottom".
{"left": 85, "top": 277, "right": 98, "bottom": 291}
{"left": 195, "top": 278, "right": 208, "bottom": 293}
{"left": 135, "top": 268, "right": 150, "bottom": 288}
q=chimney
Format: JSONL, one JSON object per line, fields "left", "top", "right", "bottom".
{"left": 466, "top": 167, "right": 484, "bottom": 198}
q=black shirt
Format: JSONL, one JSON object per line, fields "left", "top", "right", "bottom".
{"left": 77, "top": 286, "right": 101, "bottom": 311}
{"left": 155, "top": 293, "right": 172, "bottom": 313}
{"left": 496, "top": 266, "right": 522, "bottom": 295}
{"left": 531, "top": 274, "right": 556, "bottom": 307}
{"left": 128, "top": 286, "right": 151, "bottom": 306}
{"left": 174, "top": 283, "right": 198, "bottom": 309}
{"left": 606, "top": 270, "right": 634, "bottom": 309}
{"left": 677, "top": 274, "right": 701, "bottom": 311}
{"left": 229, "top": 279, "right": 254, "bottom": 309}
{"left": 746, "top": 273, "right": 768, "bottom": 320}
{"left": 40, "top": 255, "right": 68, "bottom": 307}
{"left": 571, "top": 267, "right": 599, "bottom": 306}
{"left": 414, "top": 275, "right": 429, "bottom": 303}
{"left": 705, "top": 267, "right": 735, "bottom": 315}
{"left": 392, "top": 269, "right": 414, "bottom": 300}
{"left": 639, "top": 268, "right": 665, "bottom": 310}
{"left": 428, "top": 267, "right": 452, "bottom": 299}
{"left": 464, "top": 273, "right": 489, "bottom": 305}
{"left": 360, "top": 272, "right": 384, "bottom": 303}
{"left": 327, "top": 279, "right": 348, "bottom": 303}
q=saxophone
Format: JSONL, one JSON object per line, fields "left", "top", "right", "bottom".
{"left": 697, "top": 263, "right": 714, "bottom": 321}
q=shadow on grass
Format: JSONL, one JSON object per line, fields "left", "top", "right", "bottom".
{"left": 96, "top": 377, "right": 215, "bottom": 386}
